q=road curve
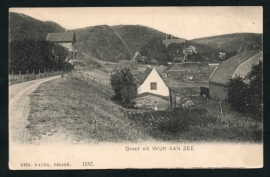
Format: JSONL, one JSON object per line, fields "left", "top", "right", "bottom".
{"left": 9, "top": 75, "right": 61, "bottom": 145}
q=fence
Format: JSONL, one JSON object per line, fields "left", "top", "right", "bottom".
{"left": 9, "top": 69, "right": 68, "bottom": 85}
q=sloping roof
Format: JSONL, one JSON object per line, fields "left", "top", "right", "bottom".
{"left": 137, "top": 67, "right": 153, "bottom": 85}
{"left": 46, "top": 32, "right": 76, "bottom": 42}
{"left": 114, "top": 60, "right": 138, "bottom": 72}
{"left": 209, "top": 51, "right": 262, "bottom": 85}
{"left": 163, "top": 63, "right": 184, "bottom": 73}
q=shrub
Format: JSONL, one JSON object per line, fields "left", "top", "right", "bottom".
{"left": 110, "top": 68, "right": 137, "bottom": 108}
{"left": 227, "top": 63, "right": 263, "bottom": 119}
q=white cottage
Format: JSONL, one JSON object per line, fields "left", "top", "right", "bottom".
{"left": 136, "top": 67, "right": 171, "bottom": 110}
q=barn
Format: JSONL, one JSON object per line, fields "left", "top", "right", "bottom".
{"left": 136, "top": 67, "right": 171, "bottom": 110}
{"left": 209, "top": 51, "right": 263, "bottom": 100}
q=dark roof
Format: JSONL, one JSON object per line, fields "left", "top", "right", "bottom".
{"left": 209, "top": 51, "right": 262, "bottom": 85}
{"left": 46, "top": 32, "right": 76, "bottom": 42}
{"left": 137, "top": 92, "right": 169, "bottom": 100}
{"left": 137, "top": 67, "right": 153, "bottom": 85}
{"left": 163, "top": 63, "right": 183, "bottom": 73}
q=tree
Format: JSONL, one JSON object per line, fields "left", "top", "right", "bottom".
{"left": 227, "top": 63, "right": 263, "bottom": 119}
{"left": 227, "top": 76, "right": 249, "bottom": 113}
{"left": 110, "top": 68, "right": 137, "bottom": 108}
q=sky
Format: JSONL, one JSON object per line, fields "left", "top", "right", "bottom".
{"left": 10, "top": 7, "right": 262, "bottom": 40}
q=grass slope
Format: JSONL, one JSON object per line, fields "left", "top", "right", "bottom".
{"left": 188, "top": 33, "right": 262, "bottom": 62}
{"left": 28, "top": 77, "right": 151, "bottom": 144}
{"left": 27, "top": 70, "right": 262, "bottom": 144}
{"left": 73, "top": 25, "right": 131, "bottom": 62}
{"left": 111, "top": 25, "right": 168, "bottom": 55}
{"left": 9, "top": 12, "right": 64, "bottom": 41}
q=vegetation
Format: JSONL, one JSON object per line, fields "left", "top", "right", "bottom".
{"left": 110, "top": 68, "right": 138, "bottom": 108}
{"left": 9, "top": 12, "right": 64, "bottom": 41}
{"left": 27, "top": 77, "right": 150, "bottom": 144}
{"left": 74, "top": 25, "right": 131, "bottom": 62}
{"left": 111, "top": 25, "right": 166, "bottom": 55}
{"left": 227, "top": 63, "right": 262, "bottom": 119}
{"left": 9, "top": 39, "right": 72, "bottom": 74}
{"left": 10, "top": 12, "right": 262, "bottom": 64}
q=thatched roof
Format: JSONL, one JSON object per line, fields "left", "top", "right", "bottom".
{"left": 163, "top": 63, "right": 184, "bottom": 73}
{"left": 209, "top": 51, "right": 262, "bottom": 85}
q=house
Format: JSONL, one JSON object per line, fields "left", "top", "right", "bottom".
{"left": 209, "top": 51, "right": 263, "bottom": 100}
{"left": 163, "top": 35, "right": 186, "bottom": 48}
{"left": 136, "top": 67, "right": 171, "bottom": 110}
{"left": 162, "top": 63, "right": 184, "bottom": 78}
{"left": 46, "top": 31, "right": 77, "bottom": 59}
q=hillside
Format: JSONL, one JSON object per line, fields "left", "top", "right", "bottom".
{"left": 111, "top": 25, "right": 168, "bottom": 55}
{"left": 9, "top": 12, "right": 263, "bottom": 64}
{"left": 9, "top": 12, "right": 64, "bottom": 42}
{"left": 188, "top": 33, "right": 263, "bottom": 62}
{"left": 73, "top": 25, "right": 131, "bottom": 63}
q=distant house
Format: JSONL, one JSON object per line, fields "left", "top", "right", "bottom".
{"left": 136, "top": 68, "right": 171, "bottom": 110}
{"left": 162, "top": 63, "right": 184, "bottom": 78}
{"left": 46, "top": 31, "right": 77, "bottom": 59}
{"left": 209, "top": 51, "right": 263, "bottom": 100}
{"left": 163, "top": 35, "right": 186, "bottom": 48}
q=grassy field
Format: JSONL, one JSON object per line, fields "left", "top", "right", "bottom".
{"left": 27, "top": 72, "right": 262, "bottom": 144}
{"left": 27, "top": 77, "right": 152, "bottom": 144}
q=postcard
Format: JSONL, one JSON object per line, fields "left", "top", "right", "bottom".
{"left": 9, "top": 7, "right": 263, "bottom": 169}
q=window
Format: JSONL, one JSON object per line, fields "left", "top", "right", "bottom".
{"left": 150, "top": 82, "right": 157, "bottom": 90}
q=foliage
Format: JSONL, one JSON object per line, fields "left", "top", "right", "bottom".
{"left": 9, "top": 12, "right": 64, "bottom": 41}
{"left": 9, "top": 39, "right": 71, "bottom": 74}
{"left": 227, "top": 63, "right": 263, "bottom": 119}
{"left": 110, "top": 68, "right": 137, "bottom": 108}
{"left": 140, "top": 36, "right": 170, "bottom": 64}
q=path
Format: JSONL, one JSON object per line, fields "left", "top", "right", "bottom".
{"left": 111, "top": 28, "right": 133, "bottom": 57}
{"left": 9, "top": 75, "right": 61, "bottom": 145}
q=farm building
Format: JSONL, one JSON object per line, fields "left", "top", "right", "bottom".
{"left": 46, "top": 31, "right": 77, "bottom": 59}
{"left": 209, "top": 51, "right": 263, "bottom": 100}
{"left": 162, "top": 63, "right": 184, "bottom": 78}
{"left": 136, "top": 67, "right": 171, "bottom": 110}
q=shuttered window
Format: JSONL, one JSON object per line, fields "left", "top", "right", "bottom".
{"left": 150, "top": 82, "right": 157, "bottom": 90}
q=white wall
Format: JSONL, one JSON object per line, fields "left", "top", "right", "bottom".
{"left": 58, "top": 42, "right": 74, "bottom": 51}
{"left": 138, "top": 68, "right": 169, "bottom": 96}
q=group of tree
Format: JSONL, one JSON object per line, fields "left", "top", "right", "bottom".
{"left": 110, "top": 68, "right": 137, "bottom": 108}
{"left": 227, "top": 63, "right": 262, "bottom": 119}
{"left": 9, "top": 39, "right": 73, "bottom": 74}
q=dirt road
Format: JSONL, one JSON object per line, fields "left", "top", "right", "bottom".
{"left": 9, "top": 75, "right": 61, "bottom": 145}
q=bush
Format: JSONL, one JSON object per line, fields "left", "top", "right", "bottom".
{"left": 110, "top": 68, "right": 137, "bottom": 108}
{"left": 9, "top": 39, "right": 69, "bottom": 73}
{"left": 227, "top": 63, "right": 262, "bottom": 119}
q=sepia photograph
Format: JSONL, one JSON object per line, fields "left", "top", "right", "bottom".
{"left": 8, "top": 7, "right": 263, "bottom": 169}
